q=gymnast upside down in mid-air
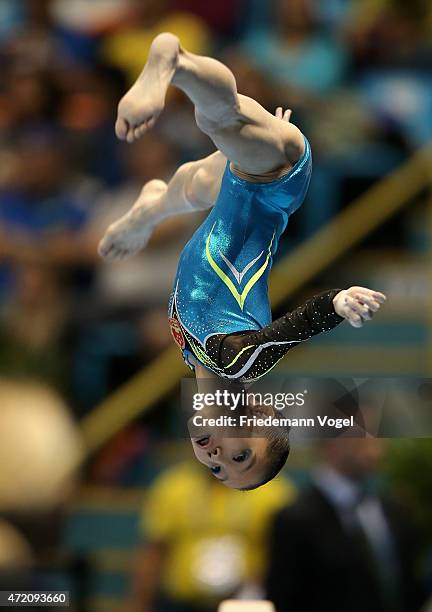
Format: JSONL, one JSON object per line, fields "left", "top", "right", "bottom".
{"left": 99, "top": 33, "right": 386, "bottom": 489}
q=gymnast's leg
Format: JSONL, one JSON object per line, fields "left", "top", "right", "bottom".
{"left": 115, "top": 32, "right": 305, "bottom": 176}
{"left": 99, "top": 32, "right": 305, "bottom": 260}
{"left": 98, "top": 151, "right": 226, "bottom": 260}
{"left": 99, "top": 102, "right": 294, "bottom": 260}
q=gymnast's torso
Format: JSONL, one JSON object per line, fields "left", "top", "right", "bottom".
{"left": 168, "top": 137, "right": 312, "bottom": 377}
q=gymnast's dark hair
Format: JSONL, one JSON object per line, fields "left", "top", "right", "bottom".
{"left": 238, "top": 427, "right": 290, "bottom": 491}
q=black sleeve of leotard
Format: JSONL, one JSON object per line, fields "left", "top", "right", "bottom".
{"left": 214, "top": 289, "right": 344, "bottom": 380}
{"left": 251, "top": 288, "right": 344, "bottom": 344}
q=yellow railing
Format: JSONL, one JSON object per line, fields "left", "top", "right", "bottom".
{"left": 81, "top": 145, "right": 432, "bottom": 454}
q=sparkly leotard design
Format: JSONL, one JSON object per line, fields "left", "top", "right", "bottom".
{"left": 168, "top": 138, "right": 344, "bottom": 382}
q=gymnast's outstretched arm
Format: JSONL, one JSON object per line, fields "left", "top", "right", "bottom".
{"left": 211, "top": 288, "right": 386, "bottom": 380}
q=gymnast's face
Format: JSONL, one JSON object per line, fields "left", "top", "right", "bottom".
{"left": 189, "top": 416, "right": 269, "bottom": 489}
{"left": 189, "top": 432, "right": 269, "bottom": 489}
{"left": 188, "top": 363, "right": 275, "bottom": 487}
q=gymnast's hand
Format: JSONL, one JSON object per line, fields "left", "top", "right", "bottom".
{"left": 333, "top": 286, "right": 386, "bottom": 328}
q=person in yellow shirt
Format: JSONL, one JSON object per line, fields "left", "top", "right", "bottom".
{"left": 128, "top": 460, "right": 294, "bottom": 612}
{"left": 101, "top": 0, "right": 212, "bottom": 83}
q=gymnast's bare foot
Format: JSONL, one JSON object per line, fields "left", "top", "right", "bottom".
{"left": 115, "top": 33, "right": 180, "bottom": 143}
{"left": 98, "top": 179, "right": 168, "bottom": 261}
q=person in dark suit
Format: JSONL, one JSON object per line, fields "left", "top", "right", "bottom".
{"left": 265, "top": 439, "right": 426, "bottom": 612}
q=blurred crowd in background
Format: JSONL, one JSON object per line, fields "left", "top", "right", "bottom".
{"left": 0, "top": 0, "right": 432, "bottom": 610}
{"left": 1, "top": 0, "right": 431, "bottom": 413}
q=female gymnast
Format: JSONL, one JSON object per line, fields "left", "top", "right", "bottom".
{"left": 99, "top": 33, "right": 386, "bottom": 489}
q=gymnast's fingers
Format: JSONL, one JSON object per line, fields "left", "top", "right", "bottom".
{"left": 372, "top": 291, "right": 387, "bottom": 303}
{"left": 347, "top": 312, "right": 363, "bottom": 328}
{"left": 354, "top": 293, "right": 381, "bottom": 312}
{"left": 345, "top": 295, "right": 370, "bottom": 320}
{"left": 351, "top": 287, "right": 387, "bottom": 304}
{"left": 345, "top": 295, "right": 362, "bottom": 313}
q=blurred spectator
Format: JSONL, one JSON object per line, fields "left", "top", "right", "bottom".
{"left": 0, "top": 0, "right": 99, "bottom": 70}
{"left": 266, "top": 439, "right": 426, "bottom": 612}
{"left": 128, "top": 461, "right": 294, "bottom": 612}
{"left": 174, "top": 0, "right": 246, "bottom": 38}
{"left": 0, "top": 1, "right": 22, "bottom": 42}
{"left": 346, "top": 0, "right": 432, "bottom": 147}
{"left": 0, "top": 263, "right": 68, "bottom": 388}
{"left": 348, "top": 0, "right": 432, "bottom": 70}
{"left": 0, "top": 127, "right": 94, "bottom": 277}
{"left": 102, "top": 0, "right": 213, "bottom": 83}
{"left": 0, "top": 66, "right": 62, "bottom": 133}
{"left": 241, "top": 0, "right": 348, "bottom": 103}
{"left": 50, "top": 0, "right": 133, "bottom": 37}
{"left": 312, "top": 0, "right": 354, "bottom": 33}
{"left": 59, "top": 63, "right": 126, "bottom": 186}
